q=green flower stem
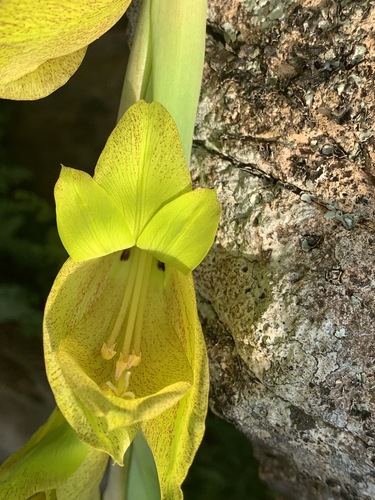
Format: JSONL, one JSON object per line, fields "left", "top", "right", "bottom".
{"left": 118, "top": 0, "right": 207, "bottom": 160}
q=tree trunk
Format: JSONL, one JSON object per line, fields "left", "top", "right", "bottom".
{"left": 192, "top": 1, "right": 375, "bottom": 498}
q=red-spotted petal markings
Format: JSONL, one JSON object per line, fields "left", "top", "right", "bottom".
{"left": 0, "top": 0, "right": 131, "bottom": 99}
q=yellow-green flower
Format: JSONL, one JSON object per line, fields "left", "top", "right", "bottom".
{"left": 0, "top": 408, "right": 108, "bottom": 499}
{"left": 43, "top": 100, "right": 220, "bottom": 497}
{"left": 0, "top": 0, "right": 131, "bottom": 100}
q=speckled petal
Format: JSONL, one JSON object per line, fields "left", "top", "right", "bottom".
{"left": 94, "top": 101, "right": 192, "bottom": 239}
{"left": 137, "top": 189, "right": 220, "bottom": 274}
{"left": 55, "top": 166, "right": 134, "bottom": 261}
{"left": 0, "top": 48, "right": 86, "bottom": 100}
{"left": 44, "top": 252, "right": 193, "bottom": 464}
{"left": 142, "top": 271, "right": 209, "bottom": 499}
{"left": 0, "top": 0, "right": 131, "bottom": 99}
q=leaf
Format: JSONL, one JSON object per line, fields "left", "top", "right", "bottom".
{"left": 103, "top": 433, "right": 160, "bottom": 500}
{"left": 54, "top": 445, "right": 108, "bottom": 500}
{"left": 0, "top": 408, "right": 107, "bottom": 499}
{"left": 125, "top": 433, "right": 161, "bottom": 500}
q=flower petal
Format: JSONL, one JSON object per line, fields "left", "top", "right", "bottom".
{"left": 0, "top": 48, "right": 86, "bottom": 100}
{"left": 94, "top": 101, "right": 192, "bottom": 239}
{"left": 142, "top": 271, "right": 209, "bottom": 499}
{"left": 44, "top": 252, "right": 193, "bottom": 464}
{"left": 0, "top": 0, "right": 131, "bottom": 99}
{"left": 137, "top": 189, "right": 220, "bottom": 274}
{"left": 0, "top": 408, "right": 107, "bottom": 498}
{"left": 54, "top": 445, "right": 108, "bottom": 500}
{"left": 55, "top": 166, "right": 134, "bottom": 261}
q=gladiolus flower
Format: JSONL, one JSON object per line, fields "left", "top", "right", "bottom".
{"left": 43, "top": 100, "right": 220, "bottom": 497}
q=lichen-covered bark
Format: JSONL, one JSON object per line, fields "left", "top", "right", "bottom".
{"left": 192, "top": 1, "right": 375, "bottom": 498}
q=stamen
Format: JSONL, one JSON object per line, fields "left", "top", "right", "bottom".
{"left": 120, "top": 248, "right": 131, "bottom": 261}
{"left": 126, "top": 353, "right": 141, "bottom": 369}
{"left": 122, "top": 391, "right": 136, "bottom": 399}
{"left": 120, "top": 250, "right": 153, "bottom": 358}
{"left": 115, "top": 353, "right": 128, "bottom": 381}
{"left": 103, "top": 249, "right": 142, "bottom": 354}
{"left": 101, "top": 342, "right": 117, "bottom": 360}
{"left": 102, "top": 248, "right": 154, "bottom": 399}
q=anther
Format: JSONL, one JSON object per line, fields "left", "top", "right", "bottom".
{"left": 120, "top": 248, "right": 131, "bottom": 261}
{"left": 101, "top": 342, "right": 117, "bottom": 360}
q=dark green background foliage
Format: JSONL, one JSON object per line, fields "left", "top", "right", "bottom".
{"left": 0, "top": 161, "right": 66, "bottom": 335}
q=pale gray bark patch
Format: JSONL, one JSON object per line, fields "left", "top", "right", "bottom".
{"left": 192, "top": 1, "right": 375, "bottom": 498}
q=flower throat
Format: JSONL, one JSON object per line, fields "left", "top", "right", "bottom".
{"left": 101, "top": 247, "right": 157, "bottom": 398}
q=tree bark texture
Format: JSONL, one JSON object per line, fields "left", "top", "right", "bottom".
{"left": 191, "top": 1, "right": 375, "bottom": 498}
